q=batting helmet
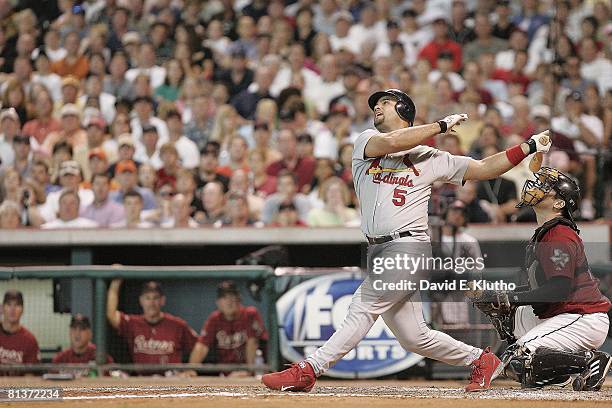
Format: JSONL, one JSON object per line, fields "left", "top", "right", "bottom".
{"left": 517, "top": 167, "right": 580, "bottom": 219}
{"left": 368, "top": 89, "right": 416, "bottom": 126}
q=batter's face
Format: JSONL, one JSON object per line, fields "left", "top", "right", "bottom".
{"left": 373, "top": 96, "right": 405, "bottom": 132}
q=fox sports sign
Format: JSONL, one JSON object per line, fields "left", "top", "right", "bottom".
{"left": 276, "top": 272, "right": 424, "bottom": 378}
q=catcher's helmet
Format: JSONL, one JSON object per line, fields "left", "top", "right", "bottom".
{"left": 517, "top": 167, "right": 580, "bottom": 218}
{"left": 368, "top": 89, "right": 416, "bottom": 126}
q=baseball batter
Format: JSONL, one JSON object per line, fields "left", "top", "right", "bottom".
{"left": 262, "top": 89, "right": 551, "bottom": 392}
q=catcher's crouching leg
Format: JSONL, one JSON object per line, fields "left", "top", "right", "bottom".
{"left": 503, "top": 346, "right": 592, "bottom": 388}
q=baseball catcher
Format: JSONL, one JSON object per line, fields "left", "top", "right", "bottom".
{"left": 470, "top": 167, "right": 611, "bottom": 390}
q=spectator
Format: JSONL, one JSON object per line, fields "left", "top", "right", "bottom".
{"left": 251, "top": 121, "right": 281, "bottom": 166}
{"left": 512, "top": 0, "right": 549, "bottom": 42}
{"left": 30, "top": 160, "right": 61, "bottom": 196}
{"left": 188, "top": 281, "right": 268, "bottom": 373}
{"left": 262, "top": 170, "right": 311, "bottom": 224}
{"left": 22, "top": 89, "right": 61, "bottom": 150}
{"left": 134, "top": 124, "right": 162, "bottom": 170}
{"left": 0, "top": 290, "right": 39, "bottom": 366}
{"left": 138, "top": 163, "right": 158, "bottom": 192}
{"left": 111, "top": 190, "right": 155, "bottom": 229}
{"left": 0, "top": 109, "right": 21, "bottom": 170}
{"left": 428, "top": 51, "right": 465, "bottom": 92}
{"left": 266, "top": 129, "right": 316, "bottom": 192}
{"left": 52, "top": 314, "right": 113, "bottom": 369}
{"left": 304, "top": 54, "right": 345, "bottom": 116}
{"left": 455, "top": 180, "right": 490, "bottom": 223}
{"left": 215, "top": 47, "right": 254, "bottom": 99}
{"left": 197, "top": 142, "right": 229, "bottom": 192}
{"left": 307, "top": 177, "right": 359, "bottom": 227}
{"left": 551, "top": 91, "right": 603, "bottom": 219}
{"left": 272, "top": 201, "right": 306, "bottom": 227}
{"left": 111, "top": 160, "right": 156, "bottom": 210}
{"left": 418, "top": 16, "right": 462, "bottom": 71}
{"left": 81, "top": 173, "right": 125, "bottom": 227}
{"left": 199, "top": 181, "right": 226, "bottom": 226}
{"left": 103, "top": 51, "right": 134, "bottom": 100}
{"left": 106, "top": 280, "right": 198, "bottom": 365}
{"left": 51, "top": 31, "right": 89, "bottom": 79}
{"left": 130, "top": 96, "right": 169, "bottom": 144}
{"left": 43, "top": 103, "right": 87, "bottom": 164}
{"left": 125, "top": 43, "right": 166, "bottom": 89}
{"left": 217, "top": 136, "right": 250, "bottom": 178}
{"left": 0, "top": 200, "right": 21, "bottom": 229}
{"left": 2, "top": 80, "right": 28, "bottom": 125}
{"left": 231, "top": 65, "right": 274, "bottom": 120}
{"left": 578, "top": 37, "right": 612, "bottom": 95}
{"left": 222, "top": 192, "right": 259, "bottom": 227}
{"left": 449, "top": 0, "right": 476, "bottom": 45}
{"left": 183, "top": 94, "right": 214, "bottom": 151}
{"left": 36, "top": 160, "right": 93, "bottom": 221}
{"left": 108, "top": 134, "right": 139, "bottom": 177}
{"left": 249, "top": 149, "right": 276, "bottom": 198}
{"left": 330, "top": 11, "right": 356, "bottom": 54}
{"left": 31, "top": 52, "right": 62, "bottom": 101}
{"left": 42, "top": 189, "right": 99, "bottom": 229}
{"left": 463, "top": 13, "right": 508, "bottom": 64}
{"left": 156, "top": 143, "right": 181, "bottom": 189}
{"left": 427, "top": 77, "right": 462, "bottom": 122}
{"left": 161, "top": 193, "right": 198, "bottom": 228}
{"left": 476, "top": 146, "right": 518, "bottom": 223}
{"left": 79, "top": 75, "right": 116, "bottom": 124}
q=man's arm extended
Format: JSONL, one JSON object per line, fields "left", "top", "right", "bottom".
{"left": 106, "top": 279, "right": 123, "bottom": 330}
{"left": 364, "top": 114, "right": 467, "bottom": 158}
{"left": 464, "top": 130, "right": 551, "bottom": 181}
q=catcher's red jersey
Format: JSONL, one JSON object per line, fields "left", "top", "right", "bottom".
{"left": 534, "top": 224, "right": 611, "bottom": 318}
{"left": 0, "top": 326, "right": 39, "bottom": 364}
{"left": 118, "top": 312, "right": 198, "bottom": 364}
{"left": 197, "top": 306, "right": 268, "bottom": 364}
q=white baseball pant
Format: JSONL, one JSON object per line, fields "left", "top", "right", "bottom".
{"left": 306, "top": 236, "right": 482, "bottom": 376}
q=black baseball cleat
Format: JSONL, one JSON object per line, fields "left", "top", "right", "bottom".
{"left": 572, "top": 351, "right": 612, "bottom": 391}
{"left": 522, "top": 375, "right": 571, "bottom": 389}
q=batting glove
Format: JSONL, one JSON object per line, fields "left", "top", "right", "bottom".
{"left": 527, "top": 130, "right": 552, "bottom": 154}
{"left": 438, "top": 113, "right": 468, "bottom": 133}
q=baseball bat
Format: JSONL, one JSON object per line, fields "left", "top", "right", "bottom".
{"left": 528, "top": 135, "right": 549, "bottom": 172}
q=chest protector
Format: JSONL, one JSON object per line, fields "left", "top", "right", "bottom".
{"left": 523, "top": 217, "right": 585, "bottom": 290}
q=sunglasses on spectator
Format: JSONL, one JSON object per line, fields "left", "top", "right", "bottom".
{"left": 160, "top": 191, "right": 175, "bottom": 197}
{"left": 13, "top": 136, "right": 30, "bottom": 145}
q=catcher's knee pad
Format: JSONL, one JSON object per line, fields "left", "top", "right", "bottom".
{"left": 506, "top": 346, "right": 593, "bottom": 388}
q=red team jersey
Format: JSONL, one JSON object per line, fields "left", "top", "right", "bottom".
{"left": 0, "top": 326, "right": 39, "bottom": 364}
{"left": 118, "top": 312, "right": 198, "bottom": 364}
{"left": 53, "top": 343, "right": 113, "bottom": 364}
{"left": 535, "top": 224, "right": 611, "bottom": 318}
{"left": 197, "top": 306, "right": 268, "bottom": 364}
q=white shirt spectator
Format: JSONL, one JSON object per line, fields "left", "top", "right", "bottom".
{"left": 0, "top": 134, "right": 15, "bottom": 170}
{"left": 347, "top": 21, "right": 387, "bottom": 53}
{"left": 130, "top": 116, "right": 170, "bottom": 145}
{"left": 46, "top": 47, "right": 67, "bottom": 63}
{"left": 133, "top": 144, "right": 163, "bottom": 170}
{"left": 307, "top": 120, "right": 337, "bottom": 160}
{"left": 32, "top": 73, "right": 63, "bottom": 101}
{"left": 428, "top": 70, "right": 465, "bottom": 92}
{"left": 399, "top": 29, "right": 433, "bottom": 55}
{"left": 270, "top": 66, "right": 321, "bottom": 98}
{"left": 41, "top": 217, "right": 99, "bottom": 229}
{"left": 79, "top": 93, "right": 117, "bottom": 124}
{"left": 551, "top": 114, "right": 604, "bottom": 155}
{"left": 303, "top": 80, "right": 345, "bottom": 116}
{"left": 374, "top": 40, "right": 418, "bottom": 67}
{"left": 330, "top": 34, "right": 359, "bottom": 54}
{"left": 580, "top": 58, "right": 612, "bottom": 95}
{"left": 38, "top": 188, "right": 94, "bottom": 223}
{"left": 125, "top": 66, "right": 166, "bottom": 89}
{"left": 173, "top": 135, "right": 200, "bottom": 169}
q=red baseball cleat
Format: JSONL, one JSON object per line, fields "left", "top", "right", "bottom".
{"left": 261, "top": 360, "right": 316, "bottom": 392}
{"left": 465, "top": 347, "right": 502, "bottom": 392}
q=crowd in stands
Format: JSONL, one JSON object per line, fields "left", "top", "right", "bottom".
{"left": 0, "top": 0, "right": 610, "bottom": 230}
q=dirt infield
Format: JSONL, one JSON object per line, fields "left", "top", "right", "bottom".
{"left": 1, "top": 377, "right": 610, "bottom": 407}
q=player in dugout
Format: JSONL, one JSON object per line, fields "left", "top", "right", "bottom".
{"left": 0, "top": 290, "right": 39, "bottom": 369}
{"left": 470, "top": 167, "right": 611, "bottom": 391}
{"left": 106, "top": 280, "right": 198, "bottom": 371}
{"left": 186, "top": 281, "right": 268, "bottom": 377}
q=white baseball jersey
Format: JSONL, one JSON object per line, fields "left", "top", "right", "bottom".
{"left": 352, "top": 129, "right": 471, "bottom": 237}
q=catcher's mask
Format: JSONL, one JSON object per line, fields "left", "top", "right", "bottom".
{"left": 517, "top": 167, "right": 580, "bottom": 218}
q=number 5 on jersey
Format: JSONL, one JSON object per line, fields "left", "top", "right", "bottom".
{"left": 392, "top": 187, "right": 408, "bottom": 206}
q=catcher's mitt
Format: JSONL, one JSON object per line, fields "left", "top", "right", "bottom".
{"left": 467, "top": 287, "right": 517, "bottom": 343}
